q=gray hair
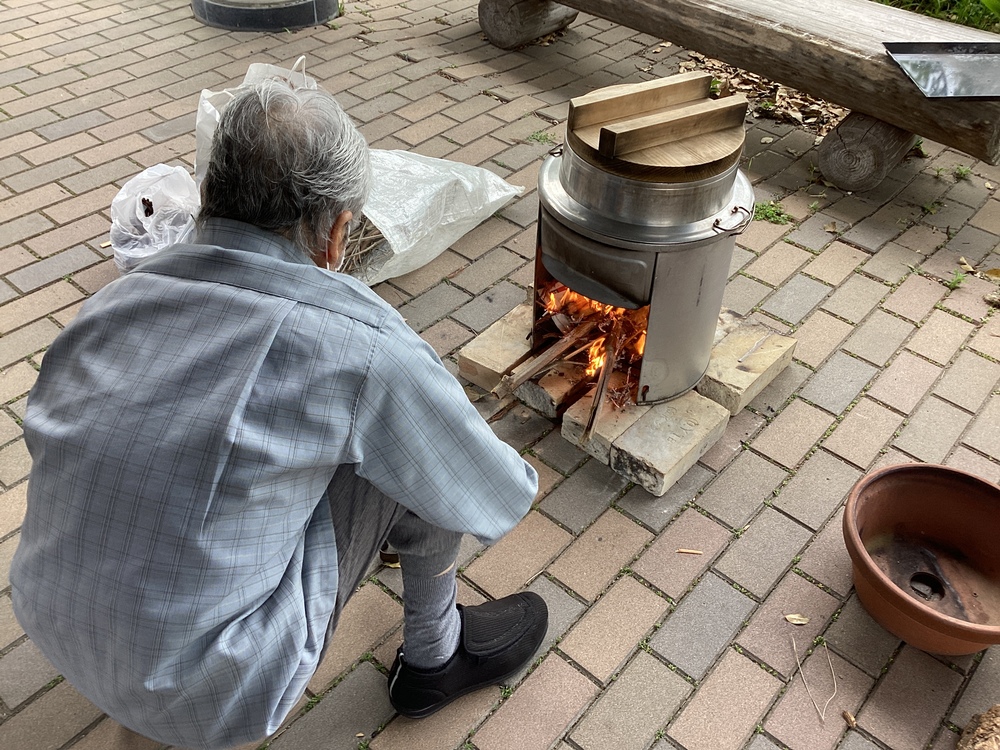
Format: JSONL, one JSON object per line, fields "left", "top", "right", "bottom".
{"left": 200, "top": 78, "right": 371, "bottom": 259}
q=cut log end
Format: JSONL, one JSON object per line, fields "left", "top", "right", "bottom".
{"left": 817, "top": 111, "right": 916, "bottom": 192}
{"left": 958, "top": 704, "right": 1000, "bottom": 750}
{"left": 478, "top": 0, "right": 578, "bottom": 50}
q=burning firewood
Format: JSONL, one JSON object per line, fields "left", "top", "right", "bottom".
{"left": 497, "top": 281, "right": 649, "bottom": 431}
{"left": 581, "top": 316, "right": 623, "bottom": 444}
{"left": 492, "top": 320, "right": 598, "bottom": 399}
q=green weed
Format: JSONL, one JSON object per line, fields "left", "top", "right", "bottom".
{"left": 945, "top": 269, "right": 967, "bottom": 289}
{"left": 527, "top": 130, "right": 556, "bottom": 145}
{"left": 876, "top": 0, "right": 1000, "bottom": 31}
{"left": 753, "top": 200, "right": 792, "bottom": 224}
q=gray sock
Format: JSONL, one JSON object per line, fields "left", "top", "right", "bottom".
{"left": 387, "top": 511, "right": 464, "bottom": 670}
{"left": 398, "top": 563, "right": 461, "bottom": 669}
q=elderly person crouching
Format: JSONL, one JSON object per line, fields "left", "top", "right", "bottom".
{"left": 11, "top": 79, "right": 546, "bottom": 750}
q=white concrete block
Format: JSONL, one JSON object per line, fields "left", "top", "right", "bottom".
{"left": 697, "top": 324, "right": 797, "bottom": 415}
{"left": 562, "top": 384, "right": 652, "bottom": 464}
{"left": 610, "top": 390, "right": 730, "bottom": 496}
{"left": 457, "top": 302, "right": 533, "bottom": 391}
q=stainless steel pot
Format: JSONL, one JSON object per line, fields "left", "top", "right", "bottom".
{"left": 535, "top": 146, "right": 753, "bottom": 403}
{"left": 558, "top": 144, "right": 742, "bottom": 227}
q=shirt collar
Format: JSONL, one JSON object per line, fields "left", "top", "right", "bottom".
{"left": 193, "top": 217, "right": 314, "bottom": 267}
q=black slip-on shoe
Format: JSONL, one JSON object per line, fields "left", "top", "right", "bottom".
{"left": 387, "top": 591, "right": 548, "bottom": 719}
{"left": 379, "top": 542, "right": 400, "bottom": 566}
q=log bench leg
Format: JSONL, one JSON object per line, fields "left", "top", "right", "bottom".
{"left": 817, "top": 111, "right": 917, "bottom": 192}
{"left": 478, "top": 0, "right": 578, "bottom": 50}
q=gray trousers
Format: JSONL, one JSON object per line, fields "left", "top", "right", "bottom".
{"left": 115, "top": 466, "right": 464, "bottom": 750}
{"left": 326, "top": 464, "right": 464, "bottom": 666}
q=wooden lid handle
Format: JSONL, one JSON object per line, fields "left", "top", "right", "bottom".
{"left": 598, "top": 95, "right": 748, "bottom": 158}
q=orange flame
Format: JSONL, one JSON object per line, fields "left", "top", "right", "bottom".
{"left": 540, "top": 282, "right": 649, "bottom": 387}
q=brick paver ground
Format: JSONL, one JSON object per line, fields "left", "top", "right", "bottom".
{"left": 1, "top": 1, "right": 999, "bottom": 749}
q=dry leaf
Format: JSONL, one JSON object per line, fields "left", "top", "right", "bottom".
{"left": 982, "top": 268, "right": 1000, "bottom": 281}
{"left": 785, "top": 614, "right": 810, "bottom": 625}
{"left": 985, "top": 290, "right": 1000, "bottom": 308}
{"left": 843, "top": 710, "right": 857, "bottom": 728}
{"left": 959, "top": 257, "right": 976, "bottom": 272}
{"left": 674, "top": 57, "right": 846, "bottom": 135}
{"left": 823, "top": 221, "right": 839, "bottom": 233}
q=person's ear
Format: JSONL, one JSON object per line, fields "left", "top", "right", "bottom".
{"left": 325, "top": 211, "right": 353, "bottom": 271}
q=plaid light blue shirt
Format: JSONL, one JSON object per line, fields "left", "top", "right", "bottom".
{"left": 11, "top": 219, "right": 537, "bottom": 749}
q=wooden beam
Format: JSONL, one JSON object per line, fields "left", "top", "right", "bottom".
{"left": 493, "top": 0, "right": 1000, "bottom": 165}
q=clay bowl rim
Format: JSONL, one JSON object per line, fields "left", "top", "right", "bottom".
{"left": 843, "top": 462, "right": 1000, "bottom": 642}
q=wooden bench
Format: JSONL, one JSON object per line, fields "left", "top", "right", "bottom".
{"left": 478, "top": 0, "right": 1000, "bottom": 191}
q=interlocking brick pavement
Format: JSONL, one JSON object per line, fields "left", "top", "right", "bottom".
{"left": 3, "top": 1, "right": 1000, "bottom": 748}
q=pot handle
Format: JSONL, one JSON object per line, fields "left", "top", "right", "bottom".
{"left": 712, "top": 205, "right": 752, "bottom": 235}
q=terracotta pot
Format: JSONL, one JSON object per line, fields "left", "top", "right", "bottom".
{"left": 843, "top": 463, "right": 1000, "bottom": 655}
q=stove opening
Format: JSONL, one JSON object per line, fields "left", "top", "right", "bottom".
{"left": 532, "top": 271, "right": 650, "bottom": 409}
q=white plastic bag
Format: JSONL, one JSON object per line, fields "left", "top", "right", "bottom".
{"left": 194, "top": 56, "right": 316, "bottom": 186}
{"left": 192, "top": 58, "right": 524, "bottom": 285}
{"left": 354, "top": 150, "right": 524, "bottom": 285}
{"left": 110, "top": 165, "right": 199, "bottom": 274}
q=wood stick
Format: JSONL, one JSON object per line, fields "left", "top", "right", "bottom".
{"left": 493, "top": 320, "right": 597, "bottom": 398}
{"left": 581, "top": 318, "right": 622, "bottom": 444}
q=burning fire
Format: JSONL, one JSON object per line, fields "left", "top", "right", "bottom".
{"left": 539, "top": 282, "right": 649, "bottom": 404}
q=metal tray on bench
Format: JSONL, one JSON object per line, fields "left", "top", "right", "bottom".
{"left": 884, "top": 41, "right": 1000, "bottom": 99}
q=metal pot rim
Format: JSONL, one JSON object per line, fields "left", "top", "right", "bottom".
{"left": 538, "top": 155, "right": 754, "bottom": 250}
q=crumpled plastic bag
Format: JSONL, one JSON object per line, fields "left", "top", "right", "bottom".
{"left": 110, "top": 164, "right": 199, "bottom": 274}
{"left": 353, "top": 150, "right": 523, "bottom": 285}
{"left": 190, "top": 57, "right": 523, "bottom": 285}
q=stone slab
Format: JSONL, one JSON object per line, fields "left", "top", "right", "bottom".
{"left": 824, "top": 594, "right": 901, "bottom": 678}
{"left": 562, "top": 386, "right": 651, "bottom": 465}
{"left": 668, "top": 648, "right": 783, "bottom": 750}
{"left": 273, "top": 662, "right": 393, "bottom": 750}
{"left": 611, "top": 390, "right": 730, "bottom": 497}
{"left": 570, "top": 651, "right": 692, "bottom": 750}
{"left": 765, "top": 649, "right": 873, "bottom": 750}
{"left": 474, "top": 655, "right": 598, "bottom": 750}
{"left": 457, "top": 301, "right": 532, "bottom": 391}
{"left": 697, "top": 324, "right": 797, "bottom": 415}
{"left": 371, "top": 688, "right": 496, "bottom": 750}
{"left": 858, "top": 646, "right": 964, "bottom": 750}
{"left": 949, "top": 645, "right": 1000, "bottom": 729}
{"left": 650, "top": 572, "right": 756, "bottom": 680}
{"left": 634, "top": 507, "right": 731, "bottom": 600}
{"left": 537, "top": 458, "right": 629, "bottom": 534}
{"left": 547, "top": 509, "right": 653, "bottom": 602}
{"left": 736, "top": 572, "right": 841, "bottom": 678}
{"left": 560, "top": 576, "right": 670, "bottom": 684}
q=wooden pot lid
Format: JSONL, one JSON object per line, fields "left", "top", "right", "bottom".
{"left": 565, "top": 72, "right": 749, "bottom": 183}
